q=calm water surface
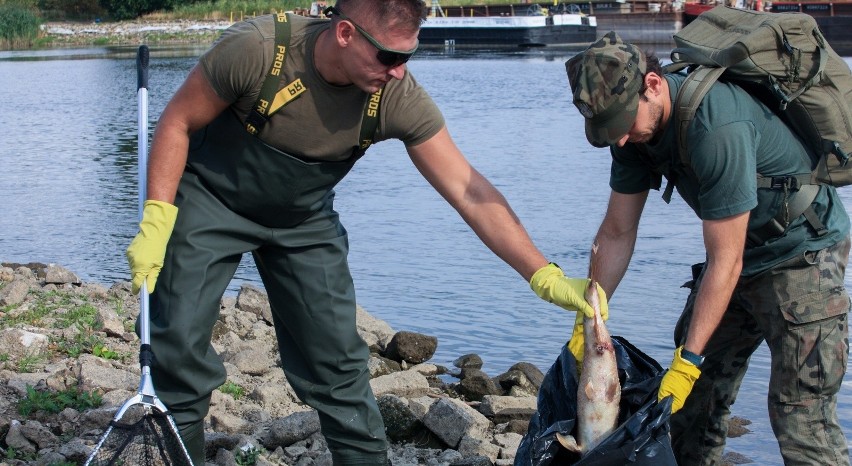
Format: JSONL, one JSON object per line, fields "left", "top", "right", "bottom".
{"left": 1, "top": 45, "right": 850, "bottom": 464}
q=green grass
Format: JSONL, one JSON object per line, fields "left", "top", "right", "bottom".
{"left": 92, "top": 343, "right": 119, "bottom": 360}
{"left": 0, "top": 288, "right": 132, "bottom": 361}
{"left": 52, "top": 331, "right": 104, "bottom": 358}
{"left": 55, "top": 302, "right": 98, "bottom": 329}
{"left": 218, "top": 380, "right": 246, "bottom": 400}
{"left": 4, "top": 446, "right": 36, "bottom": 461}
{"left": 16, "top": 352, "right": 45, "bottom": 373}
{"left": 0, "top": 2, "right": 41, "bottom": 49}
{"left": 17, "top": 384, "right": 103, "bottom": 417}
{"left": 0, "top": 289, "right": 101, "bottom": 330}
{"left": 1, "top": 289, "right": 83, "bottom": 329}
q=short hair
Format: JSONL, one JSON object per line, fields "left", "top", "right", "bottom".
{"left": 335, "top": 0, "right": 427, "bottom": 33}
{"left": 639, "top": 51, "right": 663, "bottom": 98}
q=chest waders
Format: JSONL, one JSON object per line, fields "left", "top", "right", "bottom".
{"left": 150, "top": 13, "right": 389, "bottom": 465}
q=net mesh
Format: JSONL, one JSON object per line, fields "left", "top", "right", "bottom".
{"left": 87, "top": 405, "right": 192, "bottom": 466}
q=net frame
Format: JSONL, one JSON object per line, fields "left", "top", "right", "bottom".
{"left": 84, "top": 45, "right": 194, "bottom": 466}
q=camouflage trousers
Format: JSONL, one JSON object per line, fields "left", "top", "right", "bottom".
{"left": 671, "top": 236, "right": 851, "bottom": 466}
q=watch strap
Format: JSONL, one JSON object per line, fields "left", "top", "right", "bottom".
{"left": 681, "top": 348, "right": 705, "bottom": 367}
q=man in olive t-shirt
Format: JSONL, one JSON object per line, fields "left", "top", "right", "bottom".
{"left": 123, "top": 0, "right": 609, "bottom": 463}
{"left": 565, "top": 32, "right": 850, "bottom": 465}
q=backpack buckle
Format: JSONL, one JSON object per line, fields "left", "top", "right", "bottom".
{"left": 769, "top": 176, "right": 798, "bottom": 190}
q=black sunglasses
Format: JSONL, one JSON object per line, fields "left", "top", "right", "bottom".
{"left": 325, "top": 6, "right": 418, "bottom": 67}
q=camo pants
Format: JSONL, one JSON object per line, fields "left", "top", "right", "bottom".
{"left": 671, "top": 237, "right": 851, "bottom": 466}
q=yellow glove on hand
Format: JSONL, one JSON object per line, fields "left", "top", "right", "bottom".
{"left": 658, "top": 346, "right": 702, "bottom": 414}
{"left": 567, "top": 311, "right": 585, "bottom": 366}
{"left": 530, "top": 263, "right": 608, "bottom": 319}
{"left": 126, "top": 200, "right": 178, "bottom": 295}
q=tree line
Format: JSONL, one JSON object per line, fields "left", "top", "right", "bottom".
{"left": 0, "top": 0, "right": 310, "bottom": 47}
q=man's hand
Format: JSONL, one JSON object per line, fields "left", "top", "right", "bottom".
{"left": 658, "top": 346, "right": 702, "bottom": 413}
{"left": 126, "top": 200, "right": 178, "bottom": 294}
{"left": 530, "top": 263, "right": 608, "bottom": 319}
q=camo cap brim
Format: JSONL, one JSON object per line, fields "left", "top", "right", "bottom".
{"left": 566, "top": 31, "right": 647, "bottom": 148}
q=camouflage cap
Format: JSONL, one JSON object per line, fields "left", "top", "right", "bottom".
{"left": 565, "top": 31, "right": 647, "bottom": 148}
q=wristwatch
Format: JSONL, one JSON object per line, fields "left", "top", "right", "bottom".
{"left": 681, "top": 348, "right": 705, "bottom": 367}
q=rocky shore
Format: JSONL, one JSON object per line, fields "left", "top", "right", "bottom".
{"left": 0, "top": 262, "right": 544, "bottom": 465}
{"left": 40, "top": 19, "right": 235, "bottom": 47}
{"left": 0, "top": 262, "right": 754, "bottom": 465}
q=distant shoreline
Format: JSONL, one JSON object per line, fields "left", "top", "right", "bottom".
{"left": 39, "top": 19, "right": 234, "bottom": 47}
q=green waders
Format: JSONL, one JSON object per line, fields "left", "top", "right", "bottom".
{"left": 148, "top": 111, "right": 388, "bottom": 465}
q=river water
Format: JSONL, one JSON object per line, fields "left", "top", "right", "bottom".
{"left": 0, "top": 45, "right": 850, "bottom": 464}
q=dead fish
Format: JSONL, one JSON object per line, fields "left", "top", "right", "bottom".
{"left": 556, "top": 278, "right": 621, "bottom": 454}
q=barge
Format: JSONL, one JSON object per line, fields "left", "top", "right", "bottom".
{"left": 418, "top": 3, "right": 597, "bottom": 47}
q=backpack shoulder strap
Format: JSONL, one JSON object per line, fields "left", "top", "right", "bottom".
{"left": 656, "top": 65, "right": 725, "bottom": 203}
{"left": 672, "top": 66, "right": 725, "bottom": 166}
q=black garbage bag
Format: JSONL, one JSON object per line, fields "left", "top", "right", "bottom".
{"left": 515, "top": 336, "right": 677, "bottom": 466}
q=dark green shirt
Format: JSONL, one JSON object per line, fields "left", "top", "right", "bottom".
{"left": 610, "top": 72, "right": 849, "bottom": 276}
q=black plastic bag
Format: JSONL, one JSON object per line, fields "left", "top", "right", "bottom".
{"left": 515, "top": 336, "right": 677, "bottom": 466}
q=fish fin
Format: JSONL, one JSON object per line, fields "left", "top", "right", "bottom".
{"left": 584, "top": 380, "right": 596, "bottom": 400}
{"left": 605, "top": 379, "right": 619, "bottom": 403}
{"left": 556, "top": 433, "right": 582, "bottom": 453}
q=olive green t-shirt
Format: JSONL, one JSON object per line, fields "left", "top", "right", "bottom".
{"left": 198, "top": 14, "right": 444, "bottom": 161}
{"left": 609, "top": 72, "right": 850, "bottom": 276}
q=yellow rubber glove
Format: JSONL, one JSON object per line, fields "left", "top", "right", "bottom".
{"left": 567, "top": 311, "right": 585, "bottom": 366}
{"left": 530, "top": 263, "right": 608, "bottom": 319}
{"left": 658, "top": 346, "right": 702, "bottom": 413}
{"left": 126, "top": 200, "right": 178, "bottom": 295}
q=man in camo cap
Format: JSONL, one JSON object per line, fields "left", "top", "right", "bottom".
{"left": 563, "top": 31, "right": 851, "bottom": 466}
{"left": 566, "top": 31, "right": 646, "bottom": 148}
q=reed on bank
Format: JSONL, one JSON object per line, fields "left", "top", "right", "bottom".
{"left": 0, "top": 2, "right": 40, "bottom": 49}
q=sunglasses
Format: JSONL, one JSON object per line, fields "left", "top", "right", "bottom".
{"left": 325, "top": 6, "right": 418, "bottom": 67}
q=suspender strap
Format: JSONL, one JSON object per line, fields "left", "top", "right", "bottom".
{"left": 356, "top": 88, "right": 382, "bottom": 157}
{"left": 245, "top": 13, "right": 306, "bottom": 135}
{"left": 243, "top": 13, "right": 384, "bottom": 155}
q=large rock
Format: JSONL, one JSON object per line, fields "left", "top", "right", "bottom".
{"left": 75, "top": 354, "right": 137, "bottom": 392}
{"left": 230, "top": 348, "right": 272, "bottom": 376}
{"left": 422, "top": 398, "right": 491, "bottom": 448}
{"left": 44, "top": 264, "right": 80, "bottom": 285}
{"left": 5, "top": 420, "right": 35, "bottom": 454}
{"left": 0, "top": 279, "right": 30, "bottom": 306}
{"left": 236, "top": 284, "right": 273, "bottom": 324}
{"left": 453, "top": 353, "right": 483, "bottom": 370}
{"left": 457, "top": 368, "right": 501, "bottom": 401}
{"left": 478, "top": 395, "right": 537, "bottom": 419}
{"left": 495, "top": 362, "right": 544, "bottom": 398}
{"left": 259, "top": 410, "right": 321, "bottom": 450}
{"left": 356, "top": 305, "right": 395, "bottom": 352}
{"left": 384, "top": 331, "right": 437, "bottom": 364}
{"left": 0, "top": 328, "right": 49, "bottom": 358}
{"left": 370, "top": 370, "right": 431, "bottom": 398}
{"left": 20, "top": 419, "right": 58, "bottom": 449}
{"left": 376, "top": 394, "right": 424, "bottom": 442}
